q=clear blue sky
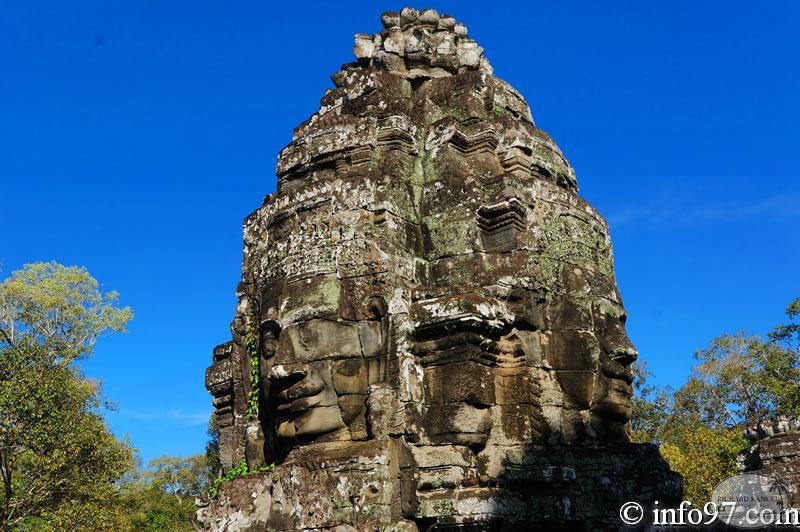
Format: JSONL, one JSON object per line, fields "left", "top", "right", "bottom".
{"left": 2, "top": 1, "right": 798, "bottom": 464}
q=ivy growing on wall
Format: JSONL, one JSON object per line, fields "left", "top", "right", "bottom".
{"left": 206, "top": 306, "right": 277, "bottom": 499}
{"left": 208, "top": 459, "right": 275, "bottom": 498}
{"left": 244, "top": 325, "right": 260, "bottom": 420}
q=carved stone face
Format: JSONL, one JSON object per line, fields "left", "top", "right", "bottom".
{"left": 413, "top": 310, "right": 497, "bottom": 449}
{"left": 411, "top": 196, "right": 638, "bottom": 446}
{"left": 255, "top": 270, "right": 389, "bottom": 449}
{"left": 276, "top": 321, "right": 344, "bottom": 440}
{"left": 590, "top": 297, "right": 638, "bottom": 438}
{"left": 217, "top": 11, "right": 637, "bottom": 464}
{"left": 263, "top": 316, "right": 384, "bottom": 444}
{"left": 558, "top": 266, "right": 638, "bottom": 442}
{"left": 202, "top": 12, "right": 681, "bottom": 530}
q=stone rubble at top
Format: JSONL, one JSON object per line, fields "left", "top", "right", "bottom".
{"left": 353, "top": 7, "right": 493, "bottom": 79}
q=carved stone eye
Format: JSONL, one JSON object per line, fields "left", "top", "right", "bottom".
{"left": 259, "top": 319, "right": 282, "bottom": 340}
{"left": 366, "top": 296, "right": 387, "bottom": 320}
{"left": 259, "top": 320, "right": 282, "bottom": 359}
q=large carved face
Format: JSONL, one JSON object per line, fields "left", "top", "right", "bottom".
{"left": 205, "top": 9, "right": 647, "bottom": 489}
{"left": 237, "top": 19, "right": 636, "bottom": 459}
{"left": 556, "top": 265, "right": 638, "bottom": 442}
{"left": 257, "top": 275, "right": 388, "bottom": 449}
{"left": 411, "top": 296, "right": 504, "bottom": 449}
{"left": 268, "top": 320, "right": 351, "bottom": 441}
{"left": 590, "top": 289, "right": 638, "bottom": 439}
{"left": 413, "top": 179, "right": 638, "bottom": 446}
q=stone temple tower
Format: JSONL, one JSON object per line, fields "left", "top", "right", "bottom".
{"left": 199, "top": 7, "right": 681, "bottom": 530}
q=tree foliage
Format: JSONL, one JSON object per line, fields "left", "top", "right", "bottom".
{"left": 767, "top": 295, "right": 800, "bottom": 413}
{"left": 0, "top": 262, "right": 132, "bottom": 365}
{"left": 630, "top": 360, "right": 673, "bottom": 444}
{"left": 660, "top": 426, "right": 748, "bottom": 503}
{"left": 0, "top": 262, "right": 133, "bottom": 530}
{"left": 147, "top": 455, "right": 210, "bottom": 505}
{"left": 205, "top": 419, "right": 221, "bottom": 480}
{"left": 678, "top": 332, "right": 794, "bottom": 428}
{"left": 632, "top": 296, "right": 800, "bottom": 503}
{"left": 116, "top": 454, "right": 210, "bottom": 531}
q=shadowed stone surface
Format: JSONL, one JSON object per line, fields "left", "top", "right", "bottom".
{"left": 199, "top": 7, "right": 681, "bottom": 530}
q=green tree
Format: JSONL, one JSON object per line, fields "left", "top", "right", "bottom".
{"left": 766, "top": 296, "right": 800, "bottom": 413}
{"left": 0, "top": 262, "right": 133, "bottom": 530}
{"left": 633, "top": 369, "right": 752, "bottom": 503}
{"left": 660, "top": 425, "right": 749, "bottom": 503}
{"left": 205, "top": 419, "right": 221, "bottom": 479}
{"left": 630, "top": 360, "right": 674, "bottom": 444}
{"left": 117, "top": 454, "right": 210, "bottom": 531}
{"left": 677, "top": 297, "right": 800, "bottom": 428}
{"left": 631, "top": 295, "right": 800, "bottom": 503}
{"left": 679, "top": 333, "right": 785, "bottom": 428}
{"left": 148, "top": 455, "right": 210, "bottom": 505}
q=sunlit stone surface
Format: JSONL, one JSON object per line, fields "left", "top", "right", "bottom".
{"left": 199, "top": 8, "right": 681, "bottom": 530}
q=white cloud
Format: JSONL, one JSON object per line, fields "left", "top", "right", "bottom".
{"left": 607, "top": 191, "right": 800, "bottom": 228}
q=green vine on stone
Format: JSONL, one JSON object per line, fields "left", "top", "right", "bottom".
{"left": 206, "top": 307, "right": 275, "bottom": 499}
{"left": 244, "top": 325, "right": 260, "bottom": 420}
{"left": 208, "top": 458, "right": 274, "bottom": 498}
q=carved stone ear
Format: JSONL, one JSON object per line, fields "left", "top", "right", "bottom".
{"left": 365, "top": 296, "right": 388, "bottom": 320}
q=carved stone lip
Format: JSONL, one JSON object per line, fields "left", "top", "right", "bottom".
{"left": 268, "top": 363, "right": 306, "bottom": 381}
{"left": 270, "top": 363, "right": 329, "bottom": 414}
{"left": 593, "top": 377, "right": 634, "bottom": 424}
{"left": 599, "top": 360, "right": 634, "bottom": 384}
{"left": 273, "top": 376, "right": 327, "bottom": 412}
{"left": 276, "top": 393, "right": 325, "bottom": 413}
{"left": 274, "top": 377, "right": 322, "bottom": 400}
{"left": 592, "top": 401, "right": 633, "bottom": 424}
{"left": 601, "top": 373, "right": 634, "bottom": 397}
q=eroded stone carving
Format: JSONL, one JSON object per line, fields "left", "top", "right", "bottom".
{"left": 199, "top": 8, "right": 680, "bottom": 530}
{"left": 744, "top": 416, "right": 800, "bottom": 506}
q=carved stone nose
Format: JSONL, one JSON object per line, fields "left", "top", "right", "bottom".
{"left": 611, "top": 346, "right": 638, "bottom": 365}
